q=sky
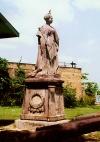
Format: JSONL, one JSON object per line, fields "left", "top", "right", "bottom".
{"left": 0, "top": 0, "right": 100, "bottom": 84}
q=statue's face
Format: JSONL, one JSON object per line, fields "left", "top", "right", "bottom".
{"left": 50, "top": 16, "right": 53, "bottom": 22}
{"left": 46, "top": 16, "right": 53, "bottom": 24}
{"left": 49, "top": 16, "right": 53, "bottom": 23}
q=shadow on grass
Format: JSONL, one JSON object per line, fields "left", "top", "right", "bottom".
{"left": 0, "top": 120, "right": 14, "bottom": 126}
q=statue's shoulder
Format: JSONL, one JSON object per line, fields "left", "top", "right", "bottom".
{"left": 38, "top": 25, "right": 46, "bottom": 31}
{"left": 50, "top": 25, "right": 56, "bottom": 32}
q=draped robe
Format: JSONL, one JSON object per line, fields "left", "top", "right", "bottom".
{"left": 36, "top": 24, "right": 59, "bottom": 75}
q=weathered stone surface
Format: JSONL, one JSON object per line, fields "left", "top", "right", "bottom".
{"left": 20, "top": 75, "right": 65, "bottom": 122}
{"left": 15, "top": 119, "right": 69, "bottom": 130}
{"left": 31, "top": 10, "right": 59, "bottom": 76}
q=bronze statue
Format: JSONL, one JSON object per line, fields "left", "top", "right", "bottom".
{"left": 27, "top": 10, "right": 59, "bottom": 77}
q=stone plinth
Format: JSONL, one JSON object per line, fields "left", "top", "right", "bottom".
{"left": 20, "top": 75, "right": 65, "bottom": 121}
{"left": 15, "top": 119, "right": 69, "bottom": 130}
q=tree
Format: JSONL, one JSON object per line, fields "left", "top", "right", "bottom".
{"left": 10, "top": 61, "right": 25, "bottom": 106}
{"left": 0, "top": 57, "right": 11, "bottom": 105}
{"left": 0, "top": 57, "right": 25, "bottom": 106}
{"left": 85, "top": 82, "right": 98, "bottom": 96}
{"left": 0, "top": 57, "right": 10, "bottom": 90}
{"left": 80, "top": 73, "right": 99, "bottom": 106}
{"left": 97, "top": 90, "right": 100, "bottom": 95}
{"left": 81, "top": 73, "right": 88, "bottom": 80}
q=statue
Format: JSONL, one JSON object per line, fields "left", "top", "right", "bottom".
{"left": 19, "top": 11, "right": 65, "bottom": 124}
{"left": 27, "top": 10, "right": 59, "bottom": 77}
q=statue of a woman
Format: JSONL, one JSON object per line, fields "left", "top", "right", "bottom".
{"left": 27, "top": 11, "right": 59, "bottom": 77}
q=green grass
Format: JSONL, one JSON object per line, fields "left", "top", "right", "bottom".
{"left": 65, "top": 105, "right": 100, "bottom": 119}
{"left": 0, "top": 105, "right": 100, "bottom": 120}
{"left": 0, "top": 106, "right": 99, "bottom": 140}
{"left": 84, "top": 131, "right": 100, "bottom": 141}
{"left": 0, "top": 106, "right": 21, "bottom": 120}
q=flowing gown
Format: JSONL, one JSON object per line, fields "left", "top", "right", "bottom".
{"left": 36, "top": 24, "right": 59, "bottom": 75}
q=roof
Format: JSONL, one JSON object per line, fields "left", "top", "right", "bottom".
{"left": 0, "top": 12, "right": 19, "bottom": 38}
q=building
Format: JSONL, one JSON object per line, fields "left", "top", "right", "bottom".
{"left": 0, "top": 12, "right": 19, "bottom": 38}
{"left": 8, "top": 62, "right": 83, "bottom": 99}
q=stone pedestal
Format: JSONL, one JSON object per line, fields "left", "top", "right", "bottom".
{"left": 20, "top": 75, "right": 65, "bottom": 122}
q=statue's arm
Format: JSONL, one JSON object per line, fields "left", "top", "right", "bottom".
{"left": 54, "top": 30, "right": 59, "bottom": 46}
{"left": 36, "top": 29, "right": 44, "bottom": 54}
{"left": 37, "top": 35, "right": 41, "bottom": 45}
{"left": 36, "top": 30, "right": 41, "bottom": 45}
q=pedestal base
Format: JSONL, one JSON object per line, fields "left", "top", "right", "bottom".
{"left": 15, "top": 119, "right": 69, "bottom": 130}
{"left": 21, "top": 114, "right": 64, "bottom": 121}
{"left": 21, "top": 75, "right": 65, "bottom": 121}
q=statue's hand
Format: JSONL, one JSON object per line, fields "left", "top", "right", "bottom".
{"left": 41, "top": 49, "right": 43, "bottom": 55}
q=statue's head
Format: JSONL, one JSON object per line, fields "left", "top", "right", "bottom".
{"left": 44, "top": 10, "right": 53, "bottom": 24}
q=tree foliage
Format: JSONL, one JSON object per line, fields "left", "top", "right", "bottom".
{"left": 97, "top": 90, "right": 100, "bottom": 95}
{"left": 81, "top": 73, "right": 99, "bottom": 106}
{"left": 10, "top": 62, "right": 25, "bottom": 106}
{"left": 0, "top": 57, "right": 25, "bottom": 106}
{"left": 85, "top": 82, "right": 98, "bottom": 96}
{"left": 0, "top": 57, "right": 10, "bottom": 91}
{"left": 81, "top": 73, "right": 88, "bottom": 80}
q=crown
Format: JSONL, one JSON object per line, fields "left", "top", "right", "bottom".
{"left": 44, "top": 10, "right": 52, "bottom": 20}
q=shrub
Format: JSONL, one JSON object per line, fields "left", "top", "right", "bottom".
{"left": 78, "top": 95, "right": 95, "bottom": 106}
{"left": 63, "top": 85, "right": 77, "bottom": 108}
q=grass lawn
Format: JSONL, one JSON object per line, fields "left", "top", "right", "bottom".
{"left": 83, "top": 131, "right": 100, "bottom": 141}
{"left": 0, "top": 105, "right": 100, "bottom": 140}
{"left": 0, "top": 106, "right": 22, "bottom": 120}
{"left": 65, "top": 105, "right": 100, "bottom": 119}
{"left": 0, "top": 105, "right": 100, "bottom": 120}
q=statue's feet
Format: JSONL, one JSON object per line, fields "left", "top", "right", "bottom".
{"left": 26, "top": 72, "right": 37, "bottom": 78}
{"left": 26, "top": 69, "right": 42, "bottom": 78}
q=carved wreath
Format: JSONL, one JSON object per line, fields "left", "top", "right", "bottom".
{"left": 29, "top": 94, "right": 44, "bottom": 109}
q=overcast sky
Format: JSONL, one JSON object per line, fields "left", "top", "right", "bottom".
{"left": 0, "top": 0, "right": 100, "bottom": 84}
